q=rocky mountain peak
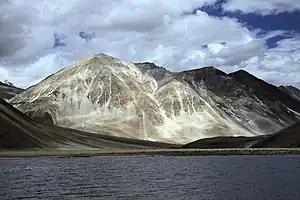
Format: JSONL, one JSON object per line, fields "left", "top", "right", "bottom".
{"left": 134, "top": 62, "right": 173, "bottom": 84}
{"left": 229, "top": 70, "right": 300, "bottom": 113}
{"left": 8, "top": 54, "right": 300, "bottom": 144}
{"left": 135, "top": 62, "right": 162, "bottom": 69}
{"left": 182, "top": 66, "right": 227, "bottom": 78}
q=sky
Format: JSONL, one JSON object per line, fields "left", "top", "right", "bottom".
{"left": 0, "top": 0, "right": 300, "bottom": 88}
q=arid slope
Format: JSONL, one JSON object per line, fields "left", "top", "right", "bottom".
{"left": 0, "top": 81, "right": 23, "bottom": 100}
{"left": 0, "top": 98, "right": 178, "bottom": 149}
{"left": 183, "top": 122, "right": 300, "bottom": 148}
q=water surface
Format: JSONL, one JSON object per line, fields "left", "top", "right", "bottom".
{"left": 1, "top": 155, "right": 300, "bottom": 199}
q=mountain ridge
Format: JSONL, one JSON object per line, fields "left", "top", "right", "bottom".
{"left": 8, "top": 53, "right": 300, "bottom": 144}
{"left": 279, "top": 85, "right": 300, "bottom": 102}
{"left": 0, "top": 80, "right": 23, "bottom": 100}
{"left": 0, "top": 97, "right": 178, "bottom": 149}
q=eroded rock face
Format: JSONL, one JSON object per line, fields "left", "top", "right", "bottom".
{"left": 9, "top": 54, "right": 300, "bottom": 144}
{"left": 177, "top": 68, "right": 300, "bottom": 135}
{"left": 0, "top": 81, "right": 23, "bottom": 100}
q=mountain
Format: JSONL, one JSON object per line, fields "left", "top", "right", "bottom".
{"left": 9, "top": 54, "right": 300, "bottom": 144}
{"left": 0, "top": 81, "right": 23, "bottom": 100}
{"left": 182, "top": 122, "right": 300, "bottom": 148}
{"left": 0, "top": 98, "right": 177, "bottom": 149}
{"left": 2, "top": 92, "right": 299, "bottom": 149}
{"left": 134, "top": 62, "right": 173, "bottom": 86}
{"left": 251, "top": 121, "right": 300, "bottom": 148}
{"left": 181, "top": 136, "right": 265, "bottom": 149}
{"left": 279, "top": 85, "right": 300, "bottom": 101}
{"left": 178, "top": 67, "right": 300, "bottom": 131}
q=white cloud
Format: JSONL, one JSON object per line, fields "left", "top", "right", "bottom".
{"left": 223, "top": 0, "right": 300, "bottom": 15}
{"left": 0, "top": 53, "right": 69, "bottom": 88}
{"left": 0, "top": 0, "right": 35, "bottom": 57}
{"left": 0, "top": 0, "right": 300, "bottom": 89}
{"left": 240, "top": 36, "right": 300, "bottom": 87}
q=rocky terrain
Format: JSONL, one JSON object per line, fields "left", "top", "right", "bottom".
{"left": 0, "top": 81, "right": 23, "bottom": 100}
{"left": 8, "top": 53, "right": 300, "bottom": 145}
{"left": 251, "top": 121, "right": 300, "bottom": 148}
{"left": 183, "top": 122, "right": 300, "bottom": 148}
{"left": 279, "top": 85, "right": 300, "bottom": 101}
{"left": 0, "top": 97, "right": 178, "bottom": 149}
{"left": 2, "top": 90, "right": 300, "bottom": 149}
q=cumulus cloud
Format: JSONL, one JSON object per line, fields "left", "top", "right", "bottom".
{"left": 0, "top": 1, "right": 34, "bottom": 58}
{"left": 223, "top": 0, "right": 300, "bottom": 15}
{"left": 0, "top": 0, "right": 299, "bottom": 89}
{"left": 240, "top": 36, "right": 300, "bottom": 87}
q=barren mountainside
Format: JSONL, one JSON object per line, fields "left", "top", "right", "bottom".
{"left": 0, "top": 98, "right": 177, "bottom": 149}
{"left": 279, "top": 85, "right": 300, "bottom": 101}
{"left": 9, "top": 54, "right": 300, "bottom": 144}
{"left": 0, "top": 81, "right": 23, "bottom": 100}
{"left": 183, "top": 122, "right": 300, "bottom": 149}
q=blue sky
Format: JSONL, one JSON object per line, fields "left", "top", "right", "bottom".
{"left": 199, "top": 0, "right": 300, "bottom": 49}
{"left": 0, "top": 0, "right": 300, "bottom": 88}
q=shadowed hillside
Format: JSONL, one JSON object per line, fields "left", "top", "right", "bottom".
{"left": 0, "top": 98, "right": 178, "bottom": 149}
{"left": 9, "top": 54, "right": 300, "bottom": 144}
{"left": 182, "top": 122, "right": 300, "bottom": 149}
{"left": 279, "top": 85, "right": 300, "bottom": 101}
{"left": 251, "top": 122, "right": 300, "bottom": 148}
{"left": 0, "top": 81, "right": 23, "bottom": 100}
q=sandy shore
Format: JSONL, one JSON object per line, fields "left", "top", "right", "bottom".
{"left": 1, "top": 148, "right": 300, "bottom": 157}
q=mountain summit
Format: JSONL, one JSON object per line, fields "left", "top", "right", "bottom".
{"left": 9, "top": 54, "right": 300, "bottom": 144}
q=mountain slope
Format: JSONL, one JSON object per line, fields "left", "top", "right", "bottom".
{"left": 0, "top": 97, "right": 51, "bottom": 148}
{"left": 9, "top": 54, "right": 300, "bottom": 144}
{"left": 279, "top": 85, "right": 300, "bottom": 101}
{"left": 181, "top": 136, "right": 264, "bottom": 149}
{"left": 172, "top": 67, "right": 300, "bottom": 135}
{"left": 0, "top": 81, "right": 23, "bottom": 100}
{"left": 0, "top": 98, "right": 177, "bottom": 149}
{"left": 251, "top": 122, "right": 300, "bottom": 148}
{"left": 182, "top": 122, "right": 300, "bottom": 149}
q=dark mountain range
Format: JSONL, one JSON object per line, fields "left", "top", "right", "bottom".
{"left": 279, "top": 85, "right": 300, "bottom": 101}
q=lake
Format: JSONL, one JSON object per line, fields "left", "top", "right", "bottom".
{"left": 0, "top": 155, "right": 300, "bottom": 199}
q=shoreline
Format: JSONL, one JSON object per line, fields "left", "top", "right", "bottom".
{"left": 1, "top": 148, "right": 300, "bottom": 157}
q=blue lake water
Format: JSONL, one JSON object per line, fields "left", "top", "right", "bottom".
{"left": 0, "top": 155, "right": 300, "bottom": 200}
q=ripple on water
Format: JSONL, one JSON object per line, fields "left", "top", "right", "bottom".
{"left": 0, "top": 156, "right": 300, "bottom": 200}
